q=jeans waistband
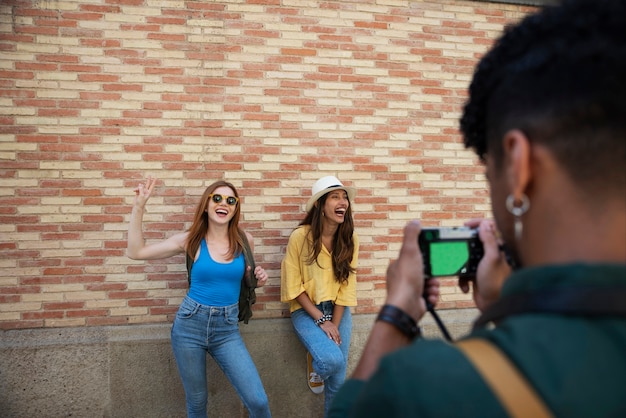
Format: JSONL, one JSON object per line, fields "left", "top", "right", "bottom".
{"left": 181, "top": 295, "right": 238, "bottom": 314}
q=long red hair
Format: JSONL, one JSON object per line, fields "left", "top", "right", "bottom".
{"left": 185, "top": 181, "right": 243, "bottom": 261}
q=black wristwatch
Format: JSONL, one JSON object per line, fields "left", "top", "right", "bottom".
{"left": 376, "top": 304, "right": 421, "bottom": 340}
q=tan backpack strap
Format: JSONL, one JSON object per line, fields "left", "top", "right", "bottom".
{"left": 456, "top": 339, "right": 554, "bottom": 418}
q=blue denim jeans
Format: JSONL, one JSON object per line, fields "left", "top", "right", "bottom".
{"left": 291, "top": 301, "right": 352, "bottom": 418}
{"left": 171, "top": 296, "right": 271, "bottom": 418}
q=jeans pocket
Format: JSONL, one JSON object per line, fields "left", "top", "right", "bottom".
{"left": 225, "top": 305, "right": 239, "bottom": 325}
{"left": 176, "top": 299, "right": 197, "bottom": 319}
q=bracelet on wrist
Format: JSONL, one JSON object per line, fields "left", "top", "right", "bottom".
{"left": 314, "top": 314, "right": 332, "bottom": 326}
{"left": 376, "top": 304, "right": 421, "bottom": 340}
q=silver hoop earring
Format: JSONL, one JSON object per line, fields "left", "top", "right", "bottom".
{"left": 506, "top": 194, "right": 530, "bottom": 242}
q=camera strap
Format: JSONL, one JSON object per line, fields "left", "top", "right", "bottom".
{"left": 474, "top": 285, "right": 626, "bottom": 329}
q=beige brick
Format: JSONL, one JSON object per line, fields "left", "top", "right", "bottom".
{"left": 38, "top": 72, "right": 79, "bottom": 81}
{"left": 35, "top": 89, "right": 81, "bottom": 99}
{"left": 0, "top": 106, "right": 34, "bottom": 116}
{"left": 0, "top": 302, "right": 43, "bottom": 312}
{"left": 16, "top": 41, "right": 59, "bottom": 53}
{"left": 110, "top": 307, "right": 148, "bottom": 316}
{"left": 46, "top": 318, "right": 86, "bottom": 327}
{"left": 441, "top": 293, "right": 474, "bottom": 302}
{"left": 40, "top": 126, "right": 79, "bottom": 134}
{"left": 129, "top": 315, "right": 168, "bottom": 324}
{"left": 65, "top": 291, "right": 107, "bottom": 301}
{"left": 0, "top": 277, "right": 18, "bottom": 286}
{"left": 0, "top": 179, "right": 35, "bottom": 189}
{"left": 127, "top": 281, "right": 167, "bottom": 291}
{"left": 24, "top": 292, "right": 68, "bottom": 302}
{"left": 37, "top": 1, "right": 78, "bottom": 11}
{"left": 85, "top": 300, "right": 127, "bottom": 309}
{"left": 444, "top": 188, "right": 480, "bottom": 197}
{"left": 0, "top": 312, "right": 20, "bottom": 321}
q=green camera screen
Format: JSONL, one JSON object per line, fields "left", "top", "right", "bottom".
{"left": 430, "top": 241, "right": 469, "bottom": 276}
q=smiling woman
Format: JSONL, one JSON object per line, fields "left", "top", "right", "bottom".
{"left": 126, "top": 177, "right": 272, "bottom": 418}
{"left": 280, "top": 176, "right": 359, "bottom": 418}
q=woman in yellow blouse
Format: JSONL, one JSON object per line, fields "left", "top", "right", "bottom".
{"left": 281, "top": 176, "right": 358, "bottom": 418}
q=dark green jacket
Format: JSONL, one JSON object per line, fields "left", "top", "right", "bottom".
{"left": 330, "top": 264, "right": 626, "bottom": 417}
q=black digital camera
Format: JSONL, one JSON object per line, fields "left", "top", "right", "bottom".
{"left": 418, "top": 226, "right": 484, "bottom": 279}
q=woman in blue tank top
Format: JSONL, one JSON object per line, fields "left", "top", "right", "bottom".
{"left": 127, "top": 177, "right": 271, "bottom": 418}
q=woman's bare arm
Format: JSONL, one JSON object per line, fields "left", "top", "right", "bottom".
{"left": 126, "top": 176, "right": 187, "bottom": 260}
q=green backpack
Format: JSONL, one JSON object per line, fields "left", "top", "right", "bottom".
{"left": 185, "top": 229, "right": 257, "bottom": 323}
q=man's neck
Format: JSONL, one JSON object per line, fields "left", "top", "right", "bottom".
{"left": 521, "top": 200, "right": 626, "bottom": 267}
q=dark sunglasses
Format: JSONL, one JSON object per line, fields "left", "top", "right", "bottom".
{"left": 209, "top": 194, "right": 239, "bottom": 206}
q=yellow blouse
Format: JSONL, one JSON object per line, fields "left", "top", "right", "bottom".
{"left": 280, "top": 225, "right": 359, "bottom": 312}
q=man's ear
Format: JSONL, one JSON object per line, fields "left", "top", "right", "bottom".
{"left": 502, "top": 129, "right": 532, "bottom": 199}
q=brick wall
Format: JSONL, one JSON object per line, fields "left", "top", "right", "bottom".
{"left": 0, "top": 0, "right": 533, "bottom": 330}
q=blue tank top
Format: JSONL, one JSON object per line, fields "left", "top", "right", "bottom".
{"left": 187, "top": 239, "right": 244, "bottom": 306}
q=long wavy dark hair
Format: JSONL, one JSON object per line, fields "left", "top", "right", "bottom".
{"left": 300, "top": 191, "right": 355, "bottom": 284}
{"left": 186, "top": 181, "right": 243, "bottom": 261}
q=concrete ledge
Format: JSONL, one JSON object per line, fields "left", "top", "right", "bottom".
{"left": 0, "top": 308, "right": 478, "bottom": 418}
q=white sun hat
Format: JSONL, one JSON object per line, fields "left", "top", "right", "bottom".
{"left": 305, "top": 176, "right": 356, "bottom": 212}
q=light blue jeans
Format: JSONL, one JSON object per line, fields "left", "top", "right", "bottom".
{"left": 291, "top": 301, "right": 352, "bottom": 418}
{"left": 171, "top": 296, "right": 271, "bottom": 418}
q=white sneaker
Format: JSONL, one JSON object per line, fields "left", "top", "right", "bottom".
{"left": 307, "top": 351, "right": 324, "bottom": 394}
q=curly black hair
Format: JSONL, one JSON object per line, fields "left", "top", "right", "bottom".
{"left": 461, "top": 0, "right": 626, "bottom": 192}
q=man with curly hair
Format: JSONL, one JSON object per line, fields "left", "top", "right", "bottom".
{"left": 329, "top": 0, "right": 626, "bottom": 416}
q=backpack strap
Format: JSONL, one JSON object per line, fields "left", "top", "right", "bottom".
{"left": 456, "top": 339, "right": 554, "bottom": 418}
{"left": 185, "top": 252, "right": 193, "bottom": 286}
{"left": 237, "top": 230, "right": 257, "bottom": 324}
{"left": 238, "top": 229, "right": 257, "bottom": 289}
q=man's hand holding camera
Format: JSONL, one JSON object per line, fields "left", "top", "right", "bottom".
{"left": 385, "top": 220, "right": 439, "bottom": 323}
{"left": 460, "top": 219, "right": 512, "bottom": 312}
